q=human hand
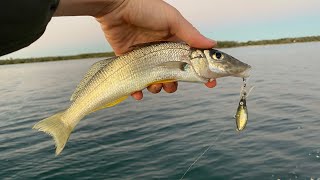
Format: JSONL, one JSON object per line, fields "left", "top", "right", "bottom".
{"left": 54, "top": 0, "right": 217, "bottom": 100}
{"left": 96, "top": 0, "right": 217, "bottom": 100}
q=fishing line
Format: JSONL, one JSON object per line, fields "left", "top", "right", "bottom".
{"left": 240, "top": 77, "right": 254, "bottom": 99}
{"left": 179, "top": 127, "right": 227, "bottom": 180}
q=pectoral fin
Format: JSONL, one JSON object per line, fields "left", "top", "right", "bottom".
{"left": 144, "top": 61, "right": 191, "bottom": 87}
{"left": 90, "top": 96, "right": 128, "bottom": 113}
{"left": 158, "top": 61, "right": 188, "bottom": 71}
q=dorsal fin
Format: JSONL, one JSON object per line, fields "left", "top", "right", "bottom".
{"left": 70, "top": 57, "right": 115, "bottom": 101}
{"left": 129, "top": 41, "right": 170, "bottom": 50}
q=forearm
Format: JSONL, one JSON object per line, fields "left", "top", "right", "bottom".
{"left": 54, "top": 0, "right": 126, "bottom": 17}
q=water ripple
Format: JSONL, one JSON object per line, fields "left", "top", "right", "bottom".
{"left": 1, "top": 44, "right": 320, "bottom": 179}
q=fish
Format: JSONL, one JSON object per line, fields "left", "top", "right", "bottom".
{"left": 33, "top": 42, "right": 251, "bottom": 155}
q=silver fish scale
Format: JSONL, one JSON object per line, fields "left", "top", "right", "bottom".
{"left": 70, "top": 58, "right": 115, "bottom": 101}
{"left": 71, "top": 42, "right": 190, "bottom": 102}
{"left": 64, "top": 43, "right": 191, "bottom": 123}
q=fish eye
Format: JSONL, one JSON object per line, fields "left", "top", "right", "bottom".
{"left": 212, "top": 52, "right": 224, "bottom": 60}
{"left": 239, "top": 101, "right": 244, "bottom": 105}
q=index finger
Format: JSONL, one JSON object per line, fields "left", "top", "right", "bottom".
{"left": 169, "top": 11, "right": 216, "bottom": 49}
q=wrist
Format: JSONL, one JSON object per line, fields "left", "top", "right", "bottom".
{"left": 54, "top": 0, "right": 126, "bottom": 17}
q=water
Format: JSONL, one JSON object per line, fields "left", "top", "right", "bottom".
{"left": 0, "top": 42, "right": 320, "bottom": 180}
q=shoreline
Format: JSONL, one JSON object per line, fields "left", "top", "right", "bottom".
{"left": 1, "top": 36, "right": 319, "bottom": 66}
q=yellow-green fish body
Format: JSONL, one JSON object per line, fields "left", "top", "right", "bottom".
{"left": 33, "top": 42, "right": 251, "bottom": 155}
{"left": 235, "top": 95, "right": 248, "bottom": 131}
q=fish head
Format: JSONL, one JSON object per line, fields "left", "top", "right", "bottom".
{"left": 189, "top": 49, "right": 251, "bottom": 79}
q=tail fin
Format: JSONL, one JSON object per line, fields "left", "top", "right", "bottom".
{"left": 33, "top": 111, "right": 73, "bottom": 156}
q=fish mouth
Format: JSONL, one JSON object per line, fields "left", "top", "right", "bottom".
{"left": 236, "top": 65, "right": 251, "bottom": 78}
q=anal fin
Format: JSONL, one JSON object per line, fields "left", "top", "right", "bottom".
{"left": 147, "top": 79, "right": 176, "bottom": 87}
{"left": 90, "top": 96, "right": 128, "bottom": 113}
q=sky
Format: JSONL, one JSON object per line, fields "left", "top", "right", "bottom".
{"left": 2, "top": 0, "right": 320, "bottom": 59}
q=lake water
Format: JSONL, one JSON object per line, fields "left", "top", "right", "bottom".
{"left": 0, "top": 42, "right": 320, "bottom": 180}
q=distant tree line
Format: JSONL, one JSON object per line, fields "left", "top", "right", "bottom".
{"left": 0, "top": 52, "right": 115, "bottom": 65}
{"left": 1, "top": 36, "right": 319, "bottom": 65}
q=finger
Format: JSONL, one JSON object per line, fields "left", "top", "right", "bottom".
{"left": 170, "top": 11, "right": 217, "bottom": 49}
{"left": 165, "top": 36, "right": 182, "bottom": 42}
{"left": 163, "top": 82, "right": 178, "bottom": 93}
{"left": 147, "top": 84, "right": 163, "bottom": 94}
{"left": 205, "top": 80, "right": 217, "bottom": 88}
{"left": 131, "top": 91, "right": 143, "bottom": 100}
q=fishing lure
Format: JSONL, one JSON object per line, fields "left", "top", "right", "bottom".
{"left": 235, "top": 78, "right": 253, "bottom": 131}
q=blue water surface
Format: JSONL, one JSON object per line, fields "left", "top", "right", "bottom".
{"left": 0, "top": 42, "right": 320, "bottom": 180}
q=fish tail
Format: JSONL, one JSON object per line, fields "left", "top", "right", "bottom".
{"left": 33, "top": 111, "right": 73, "bottom": 156}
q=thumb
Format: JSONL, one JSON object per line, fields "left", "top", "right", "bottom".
{"left": 170, "top": 12, "right": 216, "bottom": 49}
